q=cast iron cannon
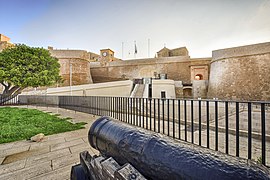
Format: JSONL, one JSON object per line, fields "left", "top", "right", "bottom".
{"left": 72, "top": 116, "right": 270, "bottom": 180}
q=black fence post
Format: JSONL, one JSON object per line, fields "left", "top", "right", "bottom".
{"left": 172, "top": 99, "right": 175, "bottom": 139}
{"left": 127, "top": 97, "right": 130, "bottom": 123}
{"left": 162, "top": 99, "right": 165, "bottom": 134}
{"left": 158, "top": 99, "right": 160, "bottom": 133}
{"left": 131, "top": 98, "right": 134, "bottom": 125}
{"left": 248, "top": 102, "right": 252, "bottom": 159}
{"left": 146, "top": 98, "right": 148, "bottom": 129}
{"left": 139, "top": 98, "right": 142, "bottom": 127}
{"left": 150, "top": 98, "right": 152, "bottom": 130}
{"left": 191, "top": 100, "right": 194, "bottom": 144}
{"left": 136, "top": 98, "right": 138, "bottom": 126}
{"left": 167, "top": 99, "right": 170, "bottom": 136}
{"left": 178, "top": 99, "right": 181, "bottom": 140}
{"left": 236, "top": 102, "right": 239, "bottom": 157}
{"left": 261, "top": 103, "right": 266, "bottom": 165}
{"left": 215, "top": 101, "right": 218, "bottom": 151}
{"left": 184, "top": 100, "right": 187, "bottom": 142}
{"left": 154, "top": 98, "right": 156, "bottom": 132}
{"left": 206, "top": 101, "right": 210, "bottom": 149}
{"left": 199, "top": 100, "right": 202, "bottom": 146}
{"left": 142, "top": 98, "right": 145, "bottom": 128}
{"left": 225, "top": 101, "right": 229, "bottom": 154}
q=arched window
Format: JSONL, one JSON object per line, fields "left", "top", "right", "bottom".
{"left": 195, "top": 74, "right": 203, "bottom": 80}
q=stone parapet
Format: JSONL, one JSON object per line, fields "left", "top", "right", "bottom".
{"left": 212, "top": 42, "right": 270, "bottom": 61}
{"left": 49, "top": 49, "right": 90, "bottom": 61}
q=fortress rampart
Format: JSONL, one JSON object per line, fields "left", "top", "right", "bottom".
{"left": 90, "top": 56, "right": 211, "bottom": 84}
{"left": 49, "top": 49, "right": 93, "bottom": 86}
{"left": 2, "top": 34, "right": 270, "bottom": 100}
{"left": 208, "top": 42, "right": 270, "bottom": 100}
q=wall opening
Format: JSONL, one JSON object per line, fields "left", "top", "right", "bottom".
{"left": 183, "top": 88, "right": 192, "bottom": 98}
{"left": 195, "top": 74, "right": 203, "bottom": 80}
{"left": 161, "top": 91, "right": 166, "bottom": 99}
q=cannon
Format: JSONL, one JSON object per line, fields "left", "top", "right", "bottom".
{"left": 71, "top": 116, "right": 270, "bottom": 180}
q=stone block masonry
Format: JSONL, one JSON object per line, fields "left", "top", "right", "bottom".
{"left": 49, "top": 49, "right": 93, "bottom": 86}
{"left": 208, "top": 42, "right": 270, "bottom": 101}
{"left": 90, "top": 56, "right": 211, "bottom": 84}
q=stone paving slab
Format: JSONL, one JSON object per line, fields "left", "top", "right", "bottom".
{"left": 0, "top": 106, "right": 99, "bottom": 180}
{"left": 29, "top": 138, "right": 66, "bottom": 151}
{"left": 50, "top": 139, "right": 85, "bottom": 152}
{"left": 25, "top": 148, "right": 71, "bottom": 167}
{"left": 0, "top": 159, "right": 26, "bottom": 175}
{"left": 52, "top": 153, "right": 80, "bottom": 170}
{"left": 0, "top": 145, "right": 30, "bottom": 158}
{"left": 3, "top": 146, "right": 50, "bottom": 164}
{"left": 0, "top": 161, "right": 52, "bottom": 180}
{"left": 29, "top": 166, "right": 71, "bottom": 180}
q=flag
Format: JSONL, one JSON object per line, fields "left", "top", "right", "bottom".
{"left": 134, "top": 41, "right": 137, "bottom": 54}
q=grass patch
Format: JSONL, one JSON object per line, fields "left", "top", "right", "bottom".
{"left": 0, "top": 107, "right": 86, "bottom": 144}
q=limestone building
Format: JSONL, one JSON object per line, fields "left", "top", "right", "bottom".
{"left": 157, "top": 47, "right": 189, "bottom": 57}
{"left": 0, "top": 34, "right": 13, "bottom": 52}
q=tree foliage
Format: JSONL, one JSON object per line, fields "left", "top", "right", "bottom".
{"left": 0, "top": 44, "right": 61, "bottom": 97}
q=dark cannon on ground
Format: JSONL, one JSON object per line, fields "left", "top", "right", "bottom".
{"left": 71, "top": 116, "right": 270, "bottom": 180}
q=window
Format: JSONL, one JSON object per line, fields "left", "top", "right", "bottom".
{"left": 161, "top": 91, "right": 166, "bottom": 99}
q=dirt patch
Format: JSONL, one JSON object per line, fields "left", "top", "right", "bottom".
{"left": 1, "top": 148, "right": 47, "bottom": 165}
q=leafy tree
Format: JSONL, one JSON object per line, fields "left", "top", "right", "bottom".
{"left": 0, "top": 44, "right": 61, "bottom": 100}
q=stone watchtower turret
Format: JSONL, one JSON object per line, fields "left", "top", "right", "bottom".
{"left": 100, "top": 49, "right": 114, "bottom": 65}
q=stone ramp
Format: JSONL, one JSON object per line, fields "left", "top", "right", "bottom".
{"left": 0, "top": 106, "right": 99, "bottom": 180}
{"left": 131, "top": 84, "right": 145, "bottom": 98}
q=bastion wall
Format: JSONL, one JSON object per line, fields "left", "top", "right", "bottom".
{"left": 90, "top": 56, "right": 211, "bottom": 84}
{"left": 49, "top": 49, "right": 93, "bottom": 86}
{"left": 208, "top": 42, "right": 270, "bottom": 101}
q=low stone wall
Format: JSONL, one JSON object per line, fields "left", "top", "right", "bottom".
{"left": 19, "top": 95, "right": 59, "bottom": 106}
{"left": 152, "top": 79, "right": 176, "bottom": 99}
{"left": 46, "top": 80, "right": 133, "bottom": 97}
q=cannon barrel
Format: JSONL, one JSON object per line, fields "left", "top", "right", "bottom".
{"left": 89, "top": 117, "right": 270, "bottom": 180}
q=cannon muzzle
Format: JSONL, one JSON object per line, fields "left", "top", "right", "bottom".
{"left": 89, "top": 116, "right": 270, "bottom": 180}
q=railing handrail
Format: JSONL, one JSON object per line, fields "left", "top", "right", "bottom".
{"left": 4, "top": 95, "right": 270, "bottom": 166}
{"left": 44, "top": 95, "right": 270, "bottom": 104}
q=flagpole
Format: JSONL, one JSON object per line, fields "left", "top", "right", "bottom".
{"left": 122, "top": 42, "right": 124, "bottom": 60}
{"left": 134, "top": 40, "right": 136, "bottom": 59}
{"left": 148, "top": 38, "right": 150, "bottom": 58}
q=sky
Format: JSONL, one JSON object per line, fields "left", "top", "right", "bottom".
{"left": 1, "top": 0, "right": 270, "bottom": 59}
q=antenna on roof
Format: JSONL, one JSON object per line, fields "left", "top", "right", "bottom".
{"left": 164, "top": 43, "right": 166, "bottom": 48}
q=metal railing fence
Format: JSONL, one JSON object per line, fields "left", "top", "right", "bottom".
{"left": 2, "top": 95, "right": 270, "bottom": 166}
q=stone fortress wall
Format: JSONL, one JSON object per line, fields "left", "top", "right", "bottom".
{"left": 208, "top": 42, "right": 270, "bottom": 101}
{"left": 49, "top": 48, "right": 93, "bottom": 86}
{"left": 90, "top": 56, "right": 211, "bottom": 84}
{"left": 1, "top": 34, "right": 270, "bottom": 100}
